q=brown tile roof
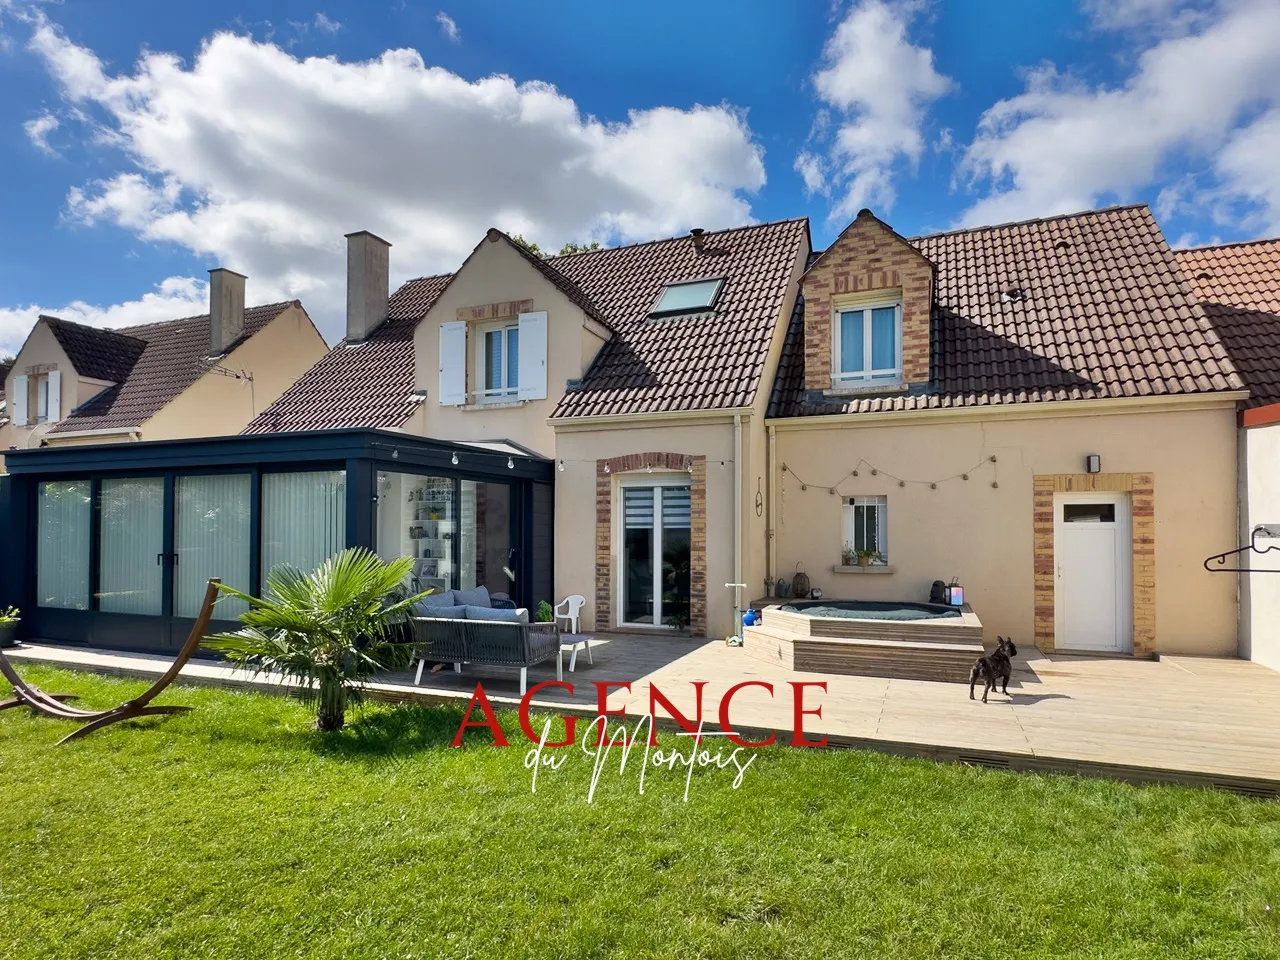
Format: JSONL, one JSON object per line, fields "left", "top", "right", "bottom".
{"left": 769, "top": 204, "right": 1243, "bottom": 418}
{"left": 243, "top": 277, "right": 452, "bottom": 434}
{"left": 548, "top": 218, "right": 809, "bottom": 417}
{"left": 249, "top": 219, "right": 808, "bottom": 432}
{"left": 43, "top": 316, "right": 148, "bottom": 383}
{"left": 1176, "top": 238, "right": 1280, "bottom": 410}
{"left": 49, "top": 302, "right": 297, "bottom": 433}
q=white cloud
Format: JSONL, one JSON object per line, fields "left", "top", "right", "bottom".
{"left": 13, "top": 14, "right": 765, "bottom": 343}
{"left": 23, "top": 110, "right": 59, "bottom": 155}
{"left": 0, "top": 277, "right": 207, "bottom": 356}
{"left": 436, "top": 11, "right": 460, "bottom": 43}
{"left": 1082, "top": 0, "right": 1211, "bottom": 33}
{"left": 958, "top": 0, "right": 1280, "bottom": 230}
{"left": 798, "top": 0, "right": 951, "bottom": 219}
{"left": 313, "top": 12, "right": 342, "bottom": 35}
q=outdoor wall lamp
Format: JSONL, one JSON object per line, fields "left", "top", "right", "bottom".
{"left": 1085, "top": 454, "right": 1101, "bottom": 474}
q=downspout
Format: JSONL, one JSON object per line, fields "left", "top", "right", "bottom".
{"left": 767, "top": 423, "right": 777, "bottom": 591}
{"left": 729, "top": 412, "right": 745, "bottom": 641}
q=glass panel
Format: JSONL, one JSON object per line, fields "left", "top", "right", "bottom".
{"left": 485, "top": 330, "right": 503, "bottom": 392}
{"left": 871, "top": 306, "right": 897, "bottom": 373}
{"left": 37, "top": 480, "right": 91, "bottom": 610}
{"left": 623, "top": 487, "right": 655, "bottom": 623}
{"left": 174, "top": 474, "right": 251, "bottom": 619}
{"left": 377, "top": 472, "right": 456, "bottom": 595}
{"left": 36, "top": 377, "right": 49, "bottom": 421}
{"left": 652, "top": 279, "right": 721, "bottom": 314}
{"left": 1063, "top": 503, "right": 1116, "bottom": 523}
{"left": 839, "top": 310, "right": 864, "bottom": 375}
{"left": 506, "top": 327, "right": 520, "bottom": 390}
{"left": 98, "top": 477, "right": 164, "bottom": 615}
{"left": 460, "top": 480, "right": 513, "bottom": 597}
{"left": 661, "top": 487, "right": 692, "bottom": 628}
{"left": 261, "top": 471, "right": 347, "bottom": 580}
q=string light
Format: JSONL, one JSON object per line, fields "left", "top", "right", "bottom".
{"left": 557, "top": 460, "right": 565, "bottom": 471}
{"left": 507, "top": 457, "right": 515, "bottom": 470}
{"left": 782, "top": 455, "right": 999, "bottom": 494}
{"left": 451, "top": 452, "right": 459, "bottom": 465}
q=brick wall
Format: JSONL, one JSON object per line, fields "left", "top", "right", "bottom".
{"left": 1032, "top": 473, "right": 1156, "bottom": 656}
{"left": 803, "top": 209, "right": 934, "bottom": 391}
{"left": 595, "top": 452, "right": 707, "bottom": 636}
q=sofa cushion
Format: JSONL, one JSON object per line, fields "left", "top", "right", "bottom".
{"left": 423, "top": 605, "right": 469, "bottom": 620}
{"left": 464, "top": 604, "right": 527, "bottom": 624}
{"left": 453, "top": 585, "right": 491, "bottom": 608}
{"left": 414, "top": 590, "right": 457, "bottom": 613}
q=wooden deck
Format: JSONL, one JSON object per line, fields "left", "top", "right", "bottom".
{"left": 7, "top": 636, "right": 1280, "bottom": 796}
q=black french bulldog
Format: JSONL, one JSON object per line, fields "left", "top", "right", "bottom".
{"left": 969, "top": 636, "right": 1017, "bottom": 703}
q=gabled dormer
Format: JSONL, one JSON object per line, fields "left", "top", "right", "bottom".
{"left": 801, "top": 208, "right": 934, "bottom": 396}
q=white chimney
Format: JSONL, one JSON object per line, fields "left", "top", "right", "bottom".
{"left": 345, "top": 230, "right": 391, "bottom": 343}
{"left": 208, "top": 268, "right": 246, "bottom": 356}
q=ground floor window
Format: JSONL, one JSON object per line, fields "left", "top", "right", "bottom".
{"left": 261, "top": 470, "right": 346, "bottom": 581}
{"left": 36, "top": 480, "right": 91, "bottom": 610}
{"left": 377, "top": 472, "right": 456, "bottom": 594}
{"left": 175, "top": 474, "right": 251, "bottom": 619}
{"left": 460, "top": 480, "right": 513, "bottom": 597}
{"left": 843, "top": 495, "right": 888, "bottom": 563}
{"left": 622, "top": 483, "right": 691, "bottom": 627}
{"left": 98, "top": 477, "right": 164, "bottom": 615}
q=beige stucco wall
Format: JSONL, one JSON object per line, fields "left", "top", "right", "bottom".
{"left": 770, "top": 400, "right": 1240, "bottom": 655}
{"left": 554, "top": 419, "right": 739, "bottom": 638}
{"left": 1239, "top": 422, "right": 1280, "bottom": 672}
{"left": 140, "top": 304, "right": 326, "bottom": 441}
{"left": 411, "top": 238, "right": 601, "bottom": 457}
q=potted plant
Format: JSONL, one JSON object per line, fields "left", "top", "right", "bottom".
{"left": 0, "top": 606, "right": 19, "bottom": 648}
{"left": 534, "top": 600, "right": 555, "bottom": 623}
{"left": 207, "top": 548, "right": 426, "bottom": 732}
{"left": 841, "top": 543, "right": 856, "bottom": 566}
{"left": 855, "top": 549, "right": 884, "bottom": 568}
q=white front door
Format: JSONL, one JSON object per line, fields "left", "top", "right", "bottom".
{"left": 1054, "top": 493, "right": 1132, "bottom": 653}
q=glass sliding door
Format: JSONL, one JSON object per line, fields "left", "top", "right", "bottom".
{"left": 97, "top": 477, "right": 164, "bottom": 615}
{"left": 376, "top": 472, "right": 456, "bottom": 594}
{"left": 622, "top": 484, "right": 691, "bottom": 628}
{"left": 460, "top": 480, "right": 513, "bottom": 597}
{"left": 36, "top": 480, "right": 91, "bottom": 610}
{"left": 261, "top": 470, "right": 346, "bottom": 580}
{"left": 175, "top": 474, "right": 251, "bottom": 619}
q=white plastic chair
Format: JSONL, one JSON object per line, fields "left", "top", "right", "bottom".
{"left": 554, "top": 595, "right": 586, "bottom": 635}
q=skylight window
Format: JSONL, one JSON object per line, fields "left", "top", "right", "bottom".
{"left": 649, "top": 278, "right": 724, "bottom": 317}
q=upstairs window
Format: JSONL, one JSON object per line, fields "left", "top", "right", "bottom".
{"left": 649, "top": 278, "right": 724, "bottom": 318}
{"left": 833, "top": 302, "right": 901, "bottom": 385}
{"left": 478, "top": 321, "right": 519, "bottom": 400}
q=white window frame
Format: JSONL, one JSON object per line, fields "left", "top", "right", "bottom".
{"left": 616, "top": 475, "right": 692, "bottom": 630}
{"left": 832, "top": 300, "right": 903, "bottom": 385}
{"left": 34, "top": 374, "right": 50, "bottom": 423}
{"left": 475, "top": 319, "right": 519, "bottom": 401}
{"left": 842, "top": 496, "right": 888, "bottom": 563}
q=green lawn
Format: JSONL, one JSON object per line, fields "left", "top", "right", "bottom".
{"left": 2, "top": 666, "right": 1278, "bottom": 960}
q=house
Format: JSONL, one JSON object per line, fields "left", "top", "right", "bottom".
{"left": 0, "top": 269, "right": 326, "bottom": 469}
{"left": 1177, "top": 236, "right": 1280, "bottom": 671}
{"left": 0, "top": 205, "right": 1259, "bottom": 661}
{"left": 763, "top": 205, "right": 1244, "bottom": 658}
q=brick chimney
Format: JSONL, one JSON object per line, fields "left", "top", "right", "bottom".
{"left": 208, "top": 268, "right": 246, "bottom": 356}
{"left": 345, "top": 230, "right": 391, "bottom": 343}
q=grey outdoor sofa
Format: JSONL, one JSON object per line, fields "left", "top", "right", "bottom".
{"left": 409, "top": 615, "right": 562, "bottom": 694}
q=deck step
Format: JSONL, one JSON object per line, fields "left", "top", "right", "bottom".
{"left": 744, "top": 626, "right": 982, "bottom": 684}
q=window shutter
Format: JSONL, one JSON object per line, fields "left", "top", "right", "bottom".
{"left": 11, "top": 375, "right": 28, "bottom": 426}
{"left": 517, "top": 310, "right": 547, "bottom": 400}
{"left": 438, "top": 321, "right": 467, "bottom": 406}
{"left": 47, "top": 370, "right": 61, "bottom": 421}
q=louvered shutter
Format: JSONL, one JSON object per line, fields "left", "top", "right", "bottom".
{"left": 47, "top": 370, "right": 61, "bottom": 421}
{"left": 438, "top": 321, "right": 467, "bottom": 406}
{"left": 517, "top": 311, "right": 548, "bottom": 401}
{"left": 11, "top": 375, "right": 28, "bottom": 426}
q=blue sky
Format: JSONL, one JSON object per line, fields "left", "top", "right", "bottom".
{"left": 2, "top": 0, "right": 1279, "bottom": 351}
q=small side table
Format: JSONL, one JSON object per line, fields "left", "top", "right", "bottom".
{"left": 560, "top": 634, "right": 594, "bottom": 673}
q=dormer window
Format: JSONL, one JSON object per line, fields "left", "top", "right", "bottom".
{"left": 833, "top": 301, "right": 902, "bottom": 386}
{"left": 648, "top": 278, "right": 724, "bottom": 318}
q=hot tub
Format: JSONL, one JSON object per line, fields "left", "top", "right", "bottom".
{"left": 780, "top": 599, "right": 961, "bottom": 622}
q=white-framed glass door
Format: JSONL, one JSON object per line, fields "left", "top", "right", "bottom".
{"left": 1053, "top": 492, "right": 1133, "bottom": 653}
{"left": 620, "top": 481, "right": 692, "bottom": 628}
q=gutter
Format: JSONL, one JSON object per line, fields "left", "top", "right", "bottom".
{"left": 767, "top": 422, "right": 777, "bottom": 592}
{"left": 729, "top": 412, "right": 744, "bottom": 642}
{"left": 549, "top": 406, "right": 754, "bottom": 432}
{"left": 767, "top": 391, "right": 1250, "bottom": 432}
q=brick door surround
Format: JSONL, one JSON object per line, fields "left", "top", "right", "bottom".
{"left": 595, "top": 453, "right": 707, "bottom": 636}
{"left": 1033, "top": 472, "right": 1155, "bottom": 656}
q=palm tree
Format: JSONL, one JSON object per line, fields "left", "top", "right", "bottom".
{"left": 206, "top": 548, "right": 425, "bottom": 731}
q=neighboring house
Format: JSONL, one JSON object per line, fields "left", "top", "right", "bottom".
{"left": 765, "top": 205, "right": 1244, "bottom": 658}
{"left": 1177, "top": 237, "right": 1280, "bottom": 671}
{"left": 0, "top": 269, "right": 326, "bottom": 469}
{"left": 0, "top": 357, "right": 11, "bottom": 431}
